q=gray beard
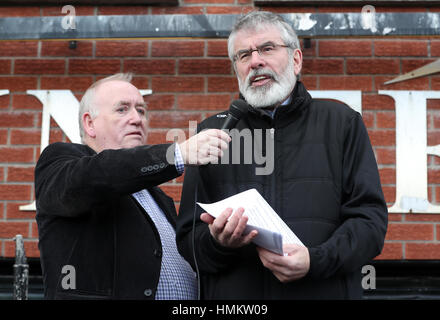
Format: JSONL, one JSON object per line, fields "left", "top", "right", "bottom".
{"left": 238, "top": 62, "right": 296, "bottom": 109}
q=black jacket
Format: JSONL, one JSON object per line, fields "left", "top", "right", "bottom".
{"left": 35, "top": 142, "right": 180, "bottom": 299}
{"left": 176, "top": 82, "right": 388, "bottom": 299}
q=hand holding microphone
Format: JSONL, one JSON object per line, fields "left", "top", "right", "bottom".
{"left": 178, "top": 99, "right": 250, "bottom": 165}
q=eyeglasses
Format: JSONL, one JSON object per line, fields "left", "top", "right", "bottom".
{"left": 233, "top": 42, "right": 290, "bottom": 64}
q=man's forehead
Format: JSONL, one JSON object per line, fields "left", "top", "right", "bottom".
{"left": 234, "top": 25, "right": 283, "bottom": 49}
{"left": 95, "top": 80, "right": 143, "bottom": 102}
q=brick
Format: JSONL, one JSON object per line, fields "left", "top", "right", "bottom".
{"left": 144, "top": 94, "right": 175, "bottom": 110}
{"left": 10, "top": 129, "right": 40, "bottom": 145}
{"left": 301, "top": 76, "right": 317, "bottom": 90}
{"left": 69, "top": 59, "right": 121, "bottom": 75}
{"left": 388, "top": 213, "right": 403, "bottom": 222}
{"left": 148, "top": 112, "right": 202, "bottom": 129}
{"left": 0, "top": 77, "right": 37, "bottom": 92}
{"left": 96, "top": 41, "right": 148, "bottom": 57}
{"left": 0, "top": 95, "right": 8, "bottom": 110}
{"left": 0, "top": 129, "right": 7, "bottom": 144}
{"left": 206, "top": 6, "right": 254, "bottom": 14}
{"left": 208, "top": 76, "right": 239, "bottom": 92}
{"left": 381, "top": 186, "right": 396, "bottom": 204}
{"left": 152, "top": 41, "right": 204, "bottom": 57}
{"left": 98, "top": 6, "right": 150, "bottom": 15}
{"left": 406, "top": 243, "right": 440, "bottom": 259}
{"left": 431, "top": 41, "right": 440, "bottom": 57}
{"left": 431, "top": 76, "right": 440, "bottom": 91}
{"left": 208, "top": 40, "right": 229, "bottom": 57}
{"left": 386, "top": 223, "right": 433, "bottom": 241}
{"left": 31, "top": 221, "right": 38, "bottom": 238}
{"left": 179, "top": 59, "right": 231, "bottom": 75}
{"left": 177, "top": 94, "right": 230, "bottom": 110}
{"left": 0, "top": 184, "right": 31, "bottom": 201}
{"left": 319, "top": 76, "right": 372, "bottom": 91}
{"left": 346, "top": 58, "right": 399, "bottom": 75}
{"left": 151, "top": 6, "right": 204, "bottom": 15}
{"left": 131, "top": 77, "right": 150, "bottom": 91}
{"left": 428, "top": 131, "right": 440, "bottom": 146}
{"left": 0, "top": 221, "right": 29, "bottom": 238}
{"left": 6, "top": 202, "right": 36, "bottom": 219}
{"left": 361, "top": 111, "right": 374, "bottom": 128}
{"left": 0, "top": 41, "right": 38, "bottom": 57}
{"left": 41, "top": 76, "right": 94, "bottom": 92}
{"left": 41, "top": 41, "right": 93, "bottom": 57}
{"left": 318, "top": 40, "right": 372, "bottom": 57}
{"left": 124, "top": 59, "right": 175, "bottom": 75}
{"left": 429, "top": 168, "right": 440, "bottom": 184}
{"left": 367, "top": 129, "right": 395, "bottom": 146}
{"left": 152, "top": 77, "right": 204, "bottom": 93}
{"left": 147, "top": 130, "right": 170, "bottom": 145}
{"left": 363, "top": 94, "right": 396, "bottom": 111}
{"left": 14, "top": 59, "right": 65, "bottom": 75}
{"left": 12, "top": 94, "right": 42, "bottom": 110}
{"left": 375, "top": 147, "right": 395, "bottom": 165}
{"left": 405, "top": 213, "right": 440, "bottom": 222}
{"left": 0, "top": 7, "right": 40, "bottom": 17}
{"left": 401, "top": 59, "right": 435, "bottom": 74}
{"left": 376, "top": 112, "right": 395, "bottom": 129}
{"left": 376, "top": 242, "right": 403, "bottom": 260}
{"left": 379, "top": 167, "right": 395, "bottom": 185}
{"left": 0, "top": 60, "right": 11, "bottom": 74}
{"left": 375, "top": 76, "right": 430, "bottom": 91}
{"left": 302, "top": 58, "right": 343, "bottom": 74}
{"left": 159, "top": 184, "right": 182, "bottom": 203}
{"left": 7, "top": 166, "right": 35, "bottom": 183}
{"left": 0, "top": 112, "right": 34, "bottom": 128}
{"left": 375, "top": 40, "right": 427, "bottom": 57}
{"left": 0, "top": 167, "right": 4, "bottom": 182}
{"left": 438, "top": 225, "right": 440, "bottom": 240}
{"left": 0, "top": 147, "right": 34, "bottom": 163}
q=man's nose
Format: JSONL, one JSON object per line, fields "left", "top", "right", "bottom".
{"left": 129, "top": 107, "right": 143, "bottom": 125}
{"left": 249, "top": 50, "right": 266, "bottom": 69}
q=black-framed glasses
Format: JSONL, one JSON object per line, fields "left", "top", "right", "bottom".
{"left": 233, "top": 42, "right": 290, "bottom": 64}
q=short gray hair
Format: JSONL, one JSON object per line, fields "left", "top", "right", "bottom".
{"left": 227, "top": 11, "right": 300, "bottom": 63}
{"left": 79, "top": 73, "right": 133, "bottom": 142}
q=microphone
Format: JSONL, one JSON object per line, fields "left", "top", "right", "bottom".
{"left": 221, "top": 99, "right": 250, "bottom": 130}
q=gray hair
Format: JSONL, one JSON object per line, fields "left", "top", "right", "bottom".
{"left": 78, "top": 73, "right": 133, "bottom": 142}
{"left": 227, "top": 11, "right": 300, "bottom": 63}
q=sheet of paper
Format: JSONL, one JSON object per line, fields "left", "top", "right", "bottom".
{"left": 197, "top": 188, "right": 303, "bottom": 255}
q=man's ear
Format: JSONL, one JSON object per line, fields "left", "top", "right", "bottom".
{"left": 292, "top": 48, "right": 303, "bottom": 76}
{"left": 82, "top": 112, "right": 96, "bottom": 138}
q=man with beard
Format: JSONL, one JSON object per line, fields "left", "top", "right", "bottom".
{"left": 176, "top": 11, "right": 388, "bottom": 299}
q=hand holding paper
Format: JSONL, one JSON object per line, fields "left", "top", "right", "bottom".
{"left": 197, "top": 189, "right": 304, "bottom": 255}
{"left": 200, "top": 207, "right": 258, "bottom": 249}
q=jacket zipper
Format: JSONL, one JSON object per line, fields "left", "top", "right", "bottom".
{"left": 269, "top": 127, "right": 277, "bottom": 216}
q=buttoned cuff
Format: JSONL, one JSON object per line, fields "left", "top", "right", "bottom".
{"left": 174, "top": 143, "right": 185, "bottom": 175}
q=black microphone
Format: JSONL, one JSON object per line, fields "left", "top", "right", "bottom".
{"left": 221, "top": 99, "right": 250, "bottom": 130}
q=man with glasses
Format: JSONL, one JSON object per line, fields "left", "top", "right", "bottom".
{"left": 176, "top": 11, "right": 387, "bottom": 299}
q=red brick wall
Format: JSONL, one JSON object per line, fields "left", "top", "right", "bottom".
{"left": 1, "top": 2, "right": 440, "bottom": 260}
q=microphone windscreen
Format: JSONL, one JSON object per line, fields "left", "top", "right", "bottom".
{"left": 229, "top": 99, "right": 250, "bottom": 119}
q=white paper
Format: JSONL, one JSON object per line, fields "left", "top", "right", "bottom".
{"left": 197, "top": 188, "right": 303, "bottom": 255}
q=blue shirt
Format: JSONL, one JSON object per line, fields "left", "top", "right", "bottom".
{"left": 132, "top": 144, "right": 197, "bottom": 300}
